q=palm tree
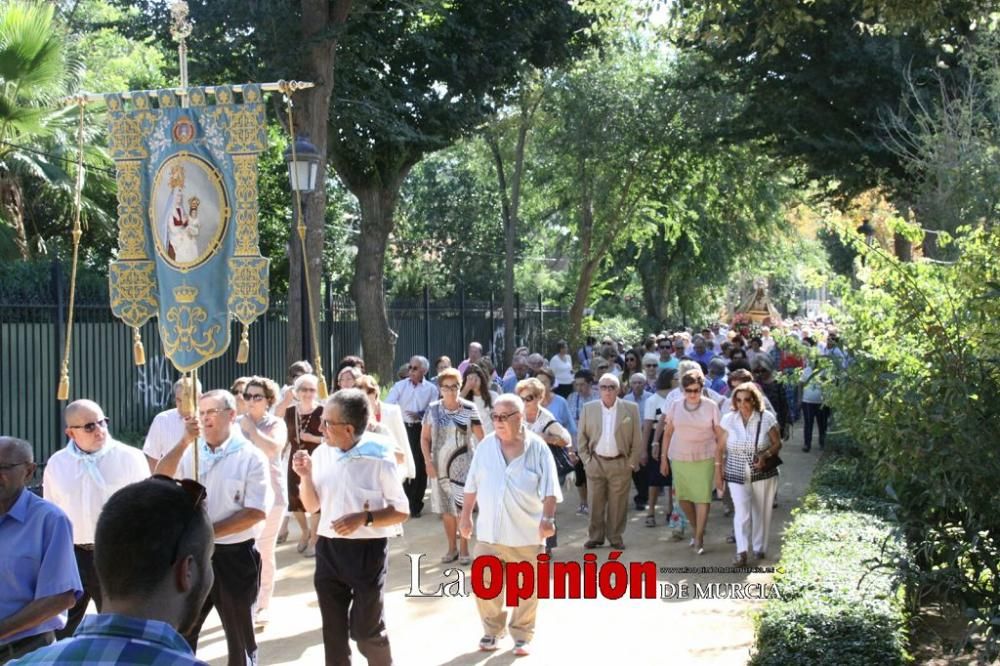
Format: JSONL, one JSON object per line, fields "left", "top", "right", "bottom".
{"left": 0, "top": 1, "right": 80, "bottom": 260}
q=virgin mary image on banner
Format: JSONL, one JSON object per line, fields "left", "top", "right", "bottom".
{"left": 152, "top": 153, "right": 228, "bottom": 269}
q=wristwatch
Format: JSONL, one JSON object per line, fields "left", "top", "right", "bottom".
{"left": 541, "top": 516, "right": 556, "bottom": 525}
{"left": 364, "top": 511, "right": 374, "bottom": 527}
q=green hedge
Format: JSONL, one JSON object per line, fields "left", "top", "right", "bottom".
{"left": 750, "top": 436, "right": 912, "bottom": 665}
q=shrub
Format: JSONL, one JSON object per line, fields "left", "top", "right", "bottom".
{"left": 750, "top": 446, "right": 911, "bottom": 665}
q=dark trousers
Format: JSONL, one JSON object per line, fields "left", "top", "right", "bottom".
{"left": 801, "top": 402, "right": 831, "bottom": 451}
{"left": 59, "top": 546, "right": 101, "bottom": 639}
{"left": 402, "top": 423, "right": 426, "bottom": 514}
{"left": 184, "top": 539, "right": 261, "bottom": 666}
{"left": 632, "top": 463, "right": 649, "bottom": 508}
{"left": 315, "top": 536, "right": 393, "bottom": 666}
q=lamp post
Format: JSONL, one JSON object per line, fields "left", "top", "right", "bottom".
{"left": 284, "top": 135, "right": 321, "bottom": 361}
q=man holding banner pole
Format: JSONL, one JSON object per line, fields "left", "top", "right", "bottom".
{"left": 156, "top": 389, "right": 271, "bottom": 666}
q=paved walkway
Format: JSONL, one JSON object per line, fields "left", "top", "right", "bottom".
{"left": 199, "top": 424, "right": 818, "bottom": 665}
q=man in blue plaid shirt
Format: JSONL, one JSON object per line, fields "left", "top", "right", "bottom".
{"left": 12, "top": 477, "right": 214, "bottom": 665}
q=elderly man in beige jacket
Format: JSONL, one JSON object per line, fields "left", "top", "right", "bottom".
{"left": 577, "top": 373, "right": 642, "bottom": 549}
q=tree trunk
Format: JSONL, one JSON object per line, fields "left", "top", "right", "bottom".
{"left": 350, "top": 182, "right": 405, "bottom": 384}
{"left": 0, "top": 178, "right": 30, "bottom": 260}
{"left": 284, "top": 0, "right": 352, "bottom": 373}
{"left": 568, "top": 257, "right": 601, "bottom": 343}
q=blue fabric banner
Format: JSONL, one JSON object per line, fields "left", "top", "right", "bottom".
{"left": 106, "top": 85, "right": 269, "bottom": 372}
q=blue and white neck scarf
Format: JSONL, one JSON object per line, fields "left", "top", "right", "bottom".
{"left": 66, "top": 439, "right": 119, "bottom": 489}
{"left": 197, "top": 436, "right": 246, "bottom": 481}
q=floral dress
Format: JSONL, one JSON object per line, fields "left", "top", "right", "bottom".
{"left": 423, "top": 398, "right": 482, "bottom": 515}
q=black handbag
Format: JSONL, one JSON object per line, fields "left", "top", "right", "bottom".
{"left": 751, "top": 416, "right": 783, "bottom": 473}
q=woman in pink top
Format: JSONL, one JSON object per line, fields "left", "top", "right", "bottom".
{"left": 660, "top": 369, "right": 725, "bottom": 554}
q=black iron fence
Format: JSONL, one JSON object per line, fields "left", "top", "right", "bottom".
{"left": 1, "top": 273, "right": 566, "bottom": 465}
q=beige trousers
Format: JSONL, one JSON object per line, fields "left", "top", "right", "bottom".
{"left": 255, "top": 503, "right": 286, "bottom": 610}
{"left": 473, "top": 541, "right": 542, "bottom": 642}
{"left": 585, "top": 456, "right": 631, "bottom": 544}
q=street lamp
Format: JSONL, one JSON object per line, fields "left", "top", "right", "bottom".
{"left": 284, "top": 135, "right": 321, "bottom": 361}
{"left": 283, "top": 135, "right": 321, "bottom": 193}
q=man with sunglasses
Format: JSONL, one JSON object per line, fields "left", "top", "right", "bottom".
{"left": 155, "top": 389, "right": 272, "bottom": 666}
{"left": 386, "top": 355, "right": 438, "bottom": 517}
{"left": 293, "top": 389, "right": 409, "bottom": 666}
{"left": 577, "top": 374, "right": 642, "bottom": 550}
{"left": 42, "top": 400, "right": 149, "bottom": 639}
{"left": 458, "top": 394, "right": 561, "bottom": 656}
{"left": 0, "top": 437, "right": 81, "bottom": 661}
{"left": 12, "top": 476, "right": 214, "bottom": 664}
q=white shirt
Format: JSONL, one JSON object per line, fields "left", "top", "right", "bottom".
{"left": 464, "top": 430, "right": 562, "bottom": 547}
{"left": 310, "top": 433, "right": 409, "bottom": 540}
{"left": 379, "top": 402, "right": 416, "bottom": 481}
{"left": 595, "top": 401, "right": 619, "bottom": 457}
{"left": 644, "top": 392, "right": 668, "bottom": 422}
{"left": 43, "top": 440, "right": 150, "bottom": 544}
{"left": 549, "top": 354, "right": 575, "bottom": 386}
{"left": 385, "top": 378, "right": 439, "bottom": 424}
{"left": 177, "top": 434, "right": 272, "bottom": 545}
{"left": 142, "top": 408, "right": 186, "bottom": 462}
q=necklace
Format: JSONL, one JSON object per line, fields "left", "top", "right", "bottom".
{"left": 683, "top": 399, "right": 701, "bottom": 413}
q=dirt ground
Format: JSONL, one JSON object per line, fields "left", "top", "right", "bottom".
{"left": 197, "top": 425, "right": 819, "bottom": 665}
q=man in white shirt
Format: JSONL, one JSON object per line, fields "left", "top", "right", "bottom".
{"left": 43, "top": 400, "right": 149, "bottom": 638}
{"left": 577, "top": 375, "right": 642, "bottom": 550}
{"left": 292, "top": 389, "right": 408, "bottom": 666}
{"left": 458, "top": 394, "right": 560, "bottom": 657}
{"left": 385, "top": 355, "right": 438, "bottom": 517}
{"left": 143, "top": 378, "right": 201, "bottom": 472}
{"left": 155, "top": 389, "right": 271, "bottom": 666}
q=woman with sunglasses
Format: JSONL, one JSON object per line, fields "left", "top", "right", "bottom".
{"left": 420, "top": 367, "right": 485, "bottom": 565}
{"left": 716, "top": 382, "right": 782, "bottom": 566}
{"left": 516, "top": 378, "right": 571, "bottom": 555}
{"left": 659, "top": 369, "right": 725, "bottom": 554}
{"left": 284, "top": 373, "right": 324, "bottom": 557}
{"left": 237, "top": 376, "right": 288, "bottom": 626}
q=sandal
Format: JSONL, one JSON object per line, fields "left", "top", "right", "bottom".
{"left": 441, "top": 551, "right": 459, "bottom": 563}
{"left": 458, "top": 554, "right": 472, "bottom": 565}
{"left": 644, "top": 515, "right": 657, "bottom": 528}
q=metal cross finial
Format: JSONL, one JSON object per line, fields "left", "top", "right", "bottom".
{"left": 169, "top": 0, "right": 192, "bottom": 100}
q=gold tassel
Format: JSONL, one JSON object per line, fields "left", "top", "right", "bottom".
{"left": 317, "top": 372, "right": 329, "bottom": 400}
{"left": 236, "top": 324, "right": 249, "bottom": 364}
{"left": 56, "top": 363, "right": 70, "bottom": 401}
{"left": 133, "top": 327, "right": 146, "bottom": 366}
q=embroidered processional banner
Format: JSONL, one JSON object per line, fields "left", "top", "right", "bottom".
{"left": 106, "top": 85, "right": 269, "bottom": 371}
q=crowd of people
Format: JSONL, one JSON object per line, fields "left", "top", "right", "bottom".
{"left": 0, "top": 319, "right": 845, "bottom": 664}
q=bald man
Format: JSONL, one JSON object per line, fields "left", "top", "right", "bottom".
{"left": 43, "top": 400, "right": 149, "bottom": 638}
{"left": 0, "top": 437, "right": 82, "bottom": 661}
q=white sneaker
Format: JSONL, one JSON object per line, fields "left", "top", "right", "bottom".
{"left": 575, "top": 504, "right": 589, "bottom": 516}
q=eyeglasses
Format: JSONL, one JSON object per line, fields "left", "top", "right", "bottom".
{"left": 409, "top": 366, "right": 422, "bottom": 371}
{"left": 243, "top": 393, "right": 267, "bottom": 402}
{"left": 644, "top": 364, "right": 657, "bottom": 368}
{"left": 198, "top": 408, "right": 230, "bottom": 418}
{"left": 599, "top": 385, "right": 617, "bottom": 392}
{"left": 657, "top": 344, "right": 670, "bottom": 349}
{"left": 297, "top": 387, "right": 317, "bottom": 393}
{"left": 684, "top": 388, "right": 701, "bottom": 394}
{"left": 491, "top": 411, "right": 519, "bottom": 423}
{"left": 322, "top": 419, "right": 350, "bottom": 429}
{"left": 151, "top": 475, "right": 207, "bottom": 564}
{"left": 519, "top": 394, "right": 538, "bottom": 402}
{"left": 734, "top": 397, "right": 750, "bottom": 404}
{"left": 440, "top": 384, "right": 460, "bottom": 391}
{"left": 67, "top": 417, "right": 110, "bottom": 433}
{"left": 0, "top": 461, "right": 30, "bottom": 472}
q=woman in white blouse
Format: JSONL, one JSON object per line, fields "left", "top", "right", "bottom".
{"left": 549, "top": 340, "right": 575, "bottom": 398}
{"left": 460, "top": 364, "right": 498, "bottom": 434}
{"left": 715, "top": 381, "right": 783, "bottom": 567}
